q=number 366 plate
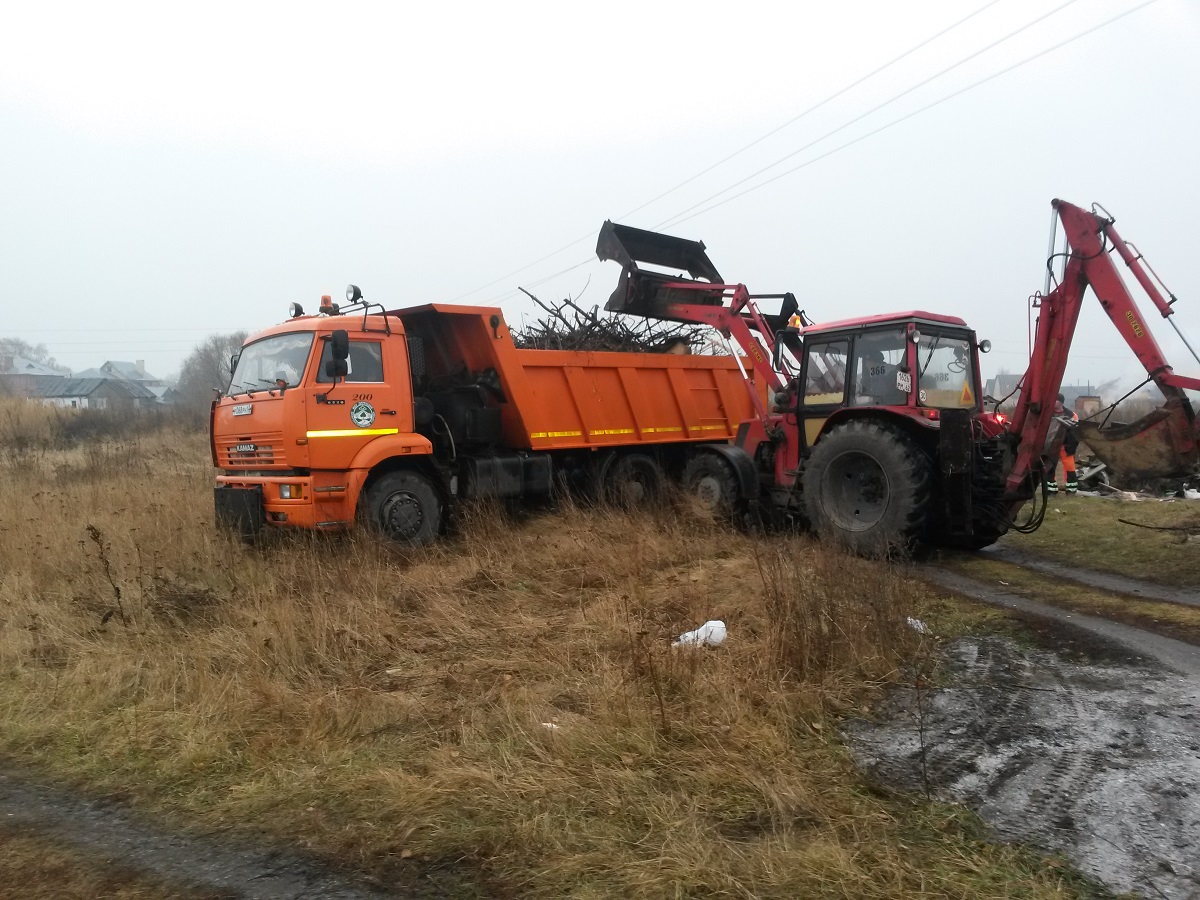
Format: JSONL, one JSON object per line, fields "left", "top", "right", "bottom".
{"left": 896, "top": 371, "right": 913, "bottom": 394}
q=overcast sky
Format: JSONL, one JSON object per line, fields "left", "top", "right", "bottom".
{"left": 2, "top": 0, "right": 1198, "bottom": 392}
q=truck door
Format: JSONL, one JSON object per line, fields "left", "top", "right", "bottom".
{"left": 305, "top": 335, "right": 406, "bottom": 470}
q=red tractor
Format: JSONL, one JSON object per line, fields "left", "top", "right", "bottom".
{"left": 597, "top": 199, "right": 1200, "bottom": 553}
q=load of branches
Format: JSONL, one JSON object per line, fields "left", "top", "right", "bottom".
{"left": 511, "top": 289, "right": 721, "bottom": 355}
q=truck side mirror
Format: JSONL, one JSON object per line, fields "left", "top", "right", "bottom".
{"left": 324, "top": 359, "right": 349, "bottom": 379}
{"left": 331, "top": 329, "right": 350, "bottom": 361}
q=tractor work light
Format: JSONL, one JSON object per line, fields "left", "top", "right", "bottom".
{"left": 289, "top": 302, "right": 304, "bottom": 318}
{"left": 978, "top": 339, "right": 992, "bottom": 353}
{"left": 346, "top": 284, "right": 363, "bottom": 303}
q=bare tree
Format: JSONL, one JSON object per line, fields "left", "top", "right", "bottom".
{"left": 0, "top": 337, "right": 63, "bottom": 370}
{"left": 175, "top": 332, "right": 248, "bottom": 412}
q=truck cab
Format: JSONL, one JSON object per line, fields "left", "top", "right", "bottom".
{"left": 212, "top": 310, "right": 428, "bottom": 536}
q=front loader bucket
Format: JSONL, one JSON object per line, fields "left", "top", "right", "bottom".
{"left": 596, "top": 220, "right": 726, "bottom": 317}
{"left": 1077, "top": 404, "right": 1200, "bottom": 480}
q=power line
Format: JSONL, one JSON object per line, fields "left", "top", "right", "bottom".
{"left": 446, "top": 0, "right": 1012, "bottom": 304}
{"left": 655, "top": 0, "right": 1085, "bottom": 230}
{"left": 662, "top": 0, "right": 1161, "bottom": 229}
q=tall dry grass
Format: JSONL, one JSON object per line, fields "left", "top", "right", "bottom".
{"left": 0, "top": 422, "right": 1092, "bottom": 897}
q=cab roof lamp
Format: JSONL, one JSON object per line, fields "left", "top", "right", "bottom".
{"left": 288, "top": 302, "right": 305, "bottom": 318}
{"left": 318, "top": 294, "right": 339, "bottom": 316}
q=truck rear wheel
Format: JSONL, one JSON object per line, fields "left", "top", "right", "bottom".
{"left": 683, "top": 452, "right": 740, "bottom": 516}
{"left": 803, "top": 421, "right": 930, "bottom": 555}
{"left": 363, "top": 471, "right": 443, "bottom": 546}
{"left": 604, "top": 453, "right": 664, "bottom": 508}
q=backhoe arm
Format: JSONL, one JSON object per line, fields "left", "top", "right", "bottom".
{"left": 1006, "top": 200, "right": 1200, "bottom": 495}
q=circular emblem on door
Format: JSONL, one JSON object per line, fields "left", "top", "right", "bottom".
{"left": 350, "top": 401, "right": 376, "bottom": 428}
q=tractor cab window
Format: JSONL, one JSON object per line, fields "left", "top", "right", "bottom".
{"left": 851, "top": 329, "right": 908, "bottom": 407}
{"left": 802, "top": 340, "right": 848, "bottom": 405}
{"left": 317, "top": 340, "right": 385, "bottom": 383}
{"left": 917, "top": 332, "right": 976, "bottom": 408}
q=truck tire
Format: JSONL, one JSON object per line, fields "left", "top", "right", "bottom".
{"left": 363, "top": 471, "right": 443, "bottom": 546}
{"left": 605, "top": 453, "right": 664, "bottom": 508}
{"left": 803, "top": 421, "right": 930, "bottom": 555}
{"left": 683, "top": 452, "right": 741, "bottom": 516}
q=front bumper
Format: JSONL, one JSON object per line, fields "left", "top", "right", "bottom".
{"left": 213, "top": 473, "right": 357, "bottom": 531}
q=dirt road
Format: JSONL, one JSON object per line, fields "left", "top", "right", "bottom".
{"left": 0, "top": 769, "right": 400, "bottom": 899}
{"left": 848, "top": 558, "right": 1200, "bottom": 900}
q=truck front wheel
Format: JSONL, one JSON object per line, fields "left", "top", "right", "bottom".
{"left": 803, "top": 421, "right": 930, "bottom": 555}
{"left": 363, "top": 471, "right": 443, "bottom": 546}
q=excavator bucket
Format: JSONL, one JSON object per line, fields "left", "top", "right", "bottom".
{"left": 596, "top": 220, "right": 726, "bottom": 317}
{"left": 1076, "top": 403, "right": 1200, "bottom": 480}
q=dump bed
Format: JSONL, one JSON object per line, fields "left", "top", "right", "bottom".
{"left": 396, "top": 304, "right": 760, "bottom": 451}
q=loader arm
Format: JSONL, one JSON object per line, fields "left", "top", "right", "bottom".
{"left": 596, "top": 221, "right": 791, "bottom": 428}
{"left": 1006, "top": 199, "right": 1200, "bottom": 497}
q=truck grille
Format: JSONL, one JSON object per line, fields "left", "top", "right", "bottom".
{"left": 217, "top": 432, "right": 284, "bottom": 468}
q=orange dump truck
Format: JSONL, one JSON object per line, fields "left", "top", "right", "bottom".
{"left": 211, "top": 291, "right": 762, "bottom": 544}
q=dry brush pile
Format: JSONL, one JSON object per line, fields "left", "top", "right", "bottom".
{"left": 0, "top": 406, "right": 1095, "bottom": 898}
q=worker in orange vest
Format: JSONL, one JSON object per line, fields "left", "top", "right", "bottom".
{"left": 1047, "top": 392, "right": 1080, "bottom": 494}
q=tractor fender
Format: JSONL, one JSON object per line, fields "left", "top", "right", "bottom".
{"left": 688, "top": 443, "right": 759, "bottom": 501}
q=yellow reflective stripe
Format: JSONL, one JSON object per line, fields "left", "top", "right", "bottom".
{"left": 641, "top": 426, "right": 683, "bottom": 434}
{"left": 306, "top": 428, "right": 400, "bottom": 438}
{"left": 692, "top": 424, "right": 728, "bottom": 432}
{"left": 529, "top": 430, "right": 583, "bottom": 439}
{"left": 589, "top": 428, "right": 635, "bottom": 436}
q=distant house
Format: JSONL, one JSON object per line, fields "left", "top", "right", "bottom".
{"left": 36, "top": 377, "right": 158, "bottom": 411}
{"left": 99, "top": 360, "right": 164, "bottom": 388}
{"left": 0, "top": 355, "right": 71, "bottom": 397}
{"left": 982, "top": 374, "right": 1101, "bottom": 413}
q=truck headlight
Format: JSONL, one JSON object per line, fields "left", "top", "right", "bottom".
{"left": 280, "top": 484, "right": 301, "bottom": 499}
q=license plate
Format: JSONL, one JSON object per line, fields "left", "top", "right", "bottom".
{"left": 896, "top": 371, "right": 913, "bottom": 394}
{"left": 232, "top": 404, "right": 252, "bottom": 416}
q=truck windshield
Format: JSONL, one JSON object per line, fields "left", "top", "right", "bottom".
{"left": 229, "top": 333, "right": 314, "bottom": 395}
{"left": 917, "top": 332, "right": 976, "bottom": 408}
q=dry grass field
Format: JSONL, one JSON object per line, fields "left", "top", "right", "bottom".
{"left": 0, "top": 399, "right": 1104, "bottom": 897}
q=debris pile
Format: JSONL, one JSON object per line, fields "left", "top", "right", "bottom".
{"left": 512, "top": 290, "right": 719, "bottom": 354}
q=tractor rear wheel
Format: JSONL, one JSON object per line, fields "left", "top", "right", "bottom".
{"left": 803, "top": 421, "right": 930, "bottom": 555}
{"left": 363, "top": 470, "right": 443, "bottom": 546}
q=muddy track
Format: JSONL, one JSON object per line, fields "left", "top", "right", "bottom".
{"left": 983, "top": 545, "right": 1200, "bottom": 608}
{"left": 848, "top": 557, "right": 1200, "bottom": 899}
{"left": 0, "top": 769, "right": 402, "bottom": 900}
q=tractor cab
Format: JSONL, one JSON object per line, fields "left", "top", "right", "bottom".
{"left": 778, "top": 312, "right": 985, "bottom": 424}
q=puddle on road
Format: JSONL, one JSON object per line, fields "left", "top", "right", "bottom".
{"left": 846, "top": 635, "right": 1200, "bottom": 900}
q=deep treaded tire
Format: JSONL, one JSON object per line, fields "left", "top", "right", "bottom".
{"left": 363, "top": 471, "right": 443, "bottom": 546}
{"left": 683, "top": 452, "right": 741, "bottom": 517}
{"left": 604, "top": 453, "right": 665, "bottom": 508}
{"left": 803, "top": 421, "right": 931, "bottom": 555}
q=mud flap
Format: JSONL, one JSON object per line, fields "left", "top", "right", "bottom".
{"left": 939, "top": 408, "right": 973, "bottom": 535}
{"left": 1077, "top": 403, "right": 1200, "bottom": 480}
{"left": 214, "top": 485, "right": 265, "bottom": 537}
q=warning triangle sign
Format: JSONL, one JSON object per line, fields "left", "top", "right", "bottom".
{"left": 960, "top": 381, "right": 974, "bottom": 404}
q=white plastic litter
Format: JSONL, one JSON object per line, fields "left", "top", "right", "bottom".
{"left": 1184, "top": 489, "right": 1200, "bottom": 500}
{"left": 673, "top": 620, "right": 727, "bottom": 647}
{"left": 906, "top": 617, "right": 931, "bottom": 635}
